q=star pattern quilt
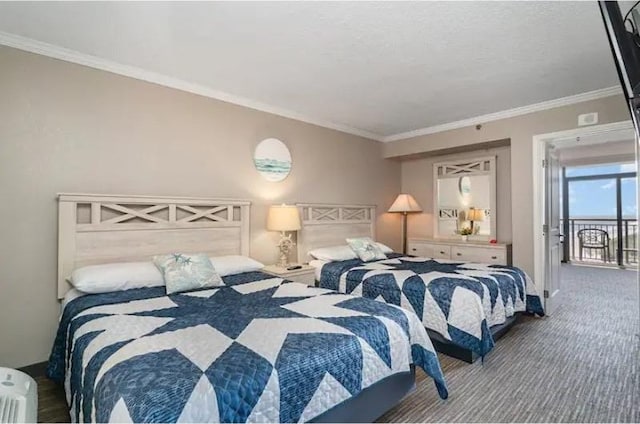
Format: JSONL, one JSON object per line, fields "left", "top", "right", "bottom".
{"left": 318, "top": 254, "right": 545, "bottom": 357}
{"left": 47, "top": 271, "right": 448, "bottom": 423}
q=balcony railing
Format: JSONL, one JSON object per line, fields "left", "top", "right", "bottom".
{"left": 562, "top": 218, "right": 638, "bottom": 267}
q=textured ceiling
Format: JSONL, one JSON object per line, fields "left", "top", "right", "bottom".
{"left": 0, "top": 1, "right": 621, "bottom": 139}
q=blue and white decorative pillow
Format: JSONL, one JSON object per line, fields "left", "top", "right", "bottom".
{"left": 346, "top": 237, "right": 388, "bottom": 262}
{"left": 154, "top": 253, "right": 223, "bottom": 295}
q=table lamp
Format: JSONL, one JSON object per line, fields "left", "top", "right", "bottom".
{"left": 267, "top": 204, "right": 301, "bottom": 267}
{"left": 388, "top": 194, "right": 422, "bottom": 254}
{"left": 466, "top": 207, "right": 485, "bottom": 234}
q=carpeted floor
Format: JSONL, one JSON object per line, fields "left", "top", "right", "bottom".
{"left": 379, "top": 264, "right": 640, "bottom": 422}
{"left": 35, "top": 265, "right": 639, "bottom": 423}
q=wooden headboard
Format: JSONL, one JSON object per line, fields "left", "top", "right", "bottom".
{"left": 296, "top": 203, "right": 376, "bottom": 262}
{"left": 57, "top": 193, "right": 250, "bottom": 298}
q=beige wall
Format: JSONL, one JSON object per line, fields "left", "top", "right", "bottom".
{"left": 401, "top": 145, "right": 512, "bottom": 241}
{"left": 0, "top": 46, "right": 401, "bottom": 368}
{"left": 385, "top": 95, "right": 630, "bottom": 280}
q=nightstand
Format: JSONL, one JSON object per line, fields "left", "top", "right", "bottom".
{"left": 262, "top": 264, "right": 316, "bottom": 286}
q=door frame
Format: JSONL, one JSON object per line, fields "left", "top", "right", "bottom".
{"left": 532, "top": 120, "right": 635, "bottom": 312}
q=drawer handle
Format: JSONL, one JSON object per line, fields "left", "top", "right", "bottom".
{"left": 491, "top": 256, "right": 497, "bottom": 260}
{"left": 412, "top": 248, "right": 417, "bottom": 251}
{"left": 456, "top": 253, "right": 462, "bottom": 256}
{"left": 440, "top": 251, "right": 446, "bottom": 255}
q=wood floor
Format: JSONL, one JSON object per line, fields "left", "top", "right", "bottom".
{"left": 35, "top": 373, "right": 68, "bottom": 423}
{"left": 34, "top": 264, "right": 639, "bottom": 423}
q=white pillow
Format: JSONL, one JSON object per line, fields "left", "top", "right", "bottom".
{"left": 308, "top": 245, "right": 358, "bottom": 262}
{"left": 70, "top": 262, "right": 164, "bottom": 294}
{"left": 376, "top": 242, "right": 394, "bottom": 254}
{"left": 209, "top": 255, "right": 265, "bottom": 276}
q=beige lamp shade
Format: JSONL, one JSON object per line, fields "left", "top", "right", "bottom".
{"left": 267, "top": 204, "right": 301, "bottom": 231}
{"left": 467, "top": 208, "right": 486, "bottom": 222}
{"left": 388, "top": 194, "right": 422, "bottom": 213}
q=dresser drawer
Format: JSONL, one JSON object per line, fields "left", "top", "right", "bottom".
{"left": 451, "top": 246, "right": 506, "bottom": 265}
{"left": 408, "top": 238, "right": 511, "bottom": 265}
{"left": 451, "top": 246, "right": 507, "bottom": 265}
{"left": 431, "top": 245, "right": 451, "bottom": 259}
{"left": 408, "top": 242, "right": 451, "bottom": 259}
{"left": 407, "top": 242, "right": 432, "bottom": 257}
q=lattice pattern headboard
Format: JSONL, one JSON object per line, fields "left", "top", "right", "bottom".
{"left": 57, "top": 193, "right": 250, "bottom": 298}
{"left": 297, "top": 203, "right": 376, "bottom": 262}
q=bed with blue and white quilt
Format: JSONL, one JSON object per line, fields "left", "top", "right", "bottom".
{"left": 47, "top": 271, "right": 448, "bottom": 423}
{"left": 314, "top": 254, "right": 545, "bottom": 359}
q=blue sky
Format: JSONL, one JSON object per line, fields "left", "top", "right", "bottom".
{"left": 566, "top": 163, "right": 637, "bottom": 218}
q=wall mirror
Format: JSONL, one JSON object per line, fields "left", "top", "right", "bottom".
{"left": 433, "top": 156, "right": 497, "bottom": 240}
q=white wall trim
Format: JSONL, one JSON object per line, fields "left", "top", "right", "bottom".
{"left": 383, "top": 86, "right": 624, "bottom": 142}
{"left": 0, "top": 31, "right": 625, "bottom": 145}
{"left": 0, "top": 31, "right": 384, "bottom": 141}
{"left": 531, "top": 120, "right": 634, "bottom": 314}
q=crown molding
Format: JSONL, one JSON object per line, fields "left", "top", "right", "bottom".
{"left": 0, "top": 31, "right": 624, "bottom": 145}
{"left": 0, "top": 31, "right": 384, "bottom": 141}
{"left": 382, "top": 86, "right": 624, "bottom": 142}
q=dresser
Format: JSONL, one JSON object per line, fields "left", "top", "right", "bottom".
{"left": 407, "top": 238, "right": 512, "bottom": 266}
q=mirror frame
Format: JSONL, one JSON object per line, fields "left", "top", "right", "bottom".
{"left": 433, "top": 156, "right": 497, "bottom": 240}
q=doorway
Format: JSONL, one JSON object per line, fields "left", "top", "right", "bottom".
{"left": 532, "top": 121, "right": 639, "bottom": 317}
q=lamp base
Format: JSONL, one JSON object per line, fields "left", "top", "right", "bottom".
{"left": 277, "top": 232, "right": 295, "bottom": 268}
{"left": 402, "top": 212, "right": 408, "bottom": 255}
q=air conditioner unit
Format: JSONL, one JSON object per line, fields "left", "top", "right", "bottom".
{"left": 0, "top": 368, "right": 37, "bottom": 424}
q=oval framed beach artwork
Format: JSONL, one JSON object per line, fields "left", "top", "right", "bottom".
{"left": 254, "top": 138, "right": 292, "bottom": 182}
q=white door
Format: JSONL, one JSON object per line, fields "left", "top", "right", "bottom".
{"left": 545, "top": 145, "right": 562, "bottom": 314}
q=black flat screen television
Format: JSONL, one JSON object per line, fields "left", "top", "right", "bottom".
{"left": 599, "top": 1, "right": 640, "bottom": 100}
